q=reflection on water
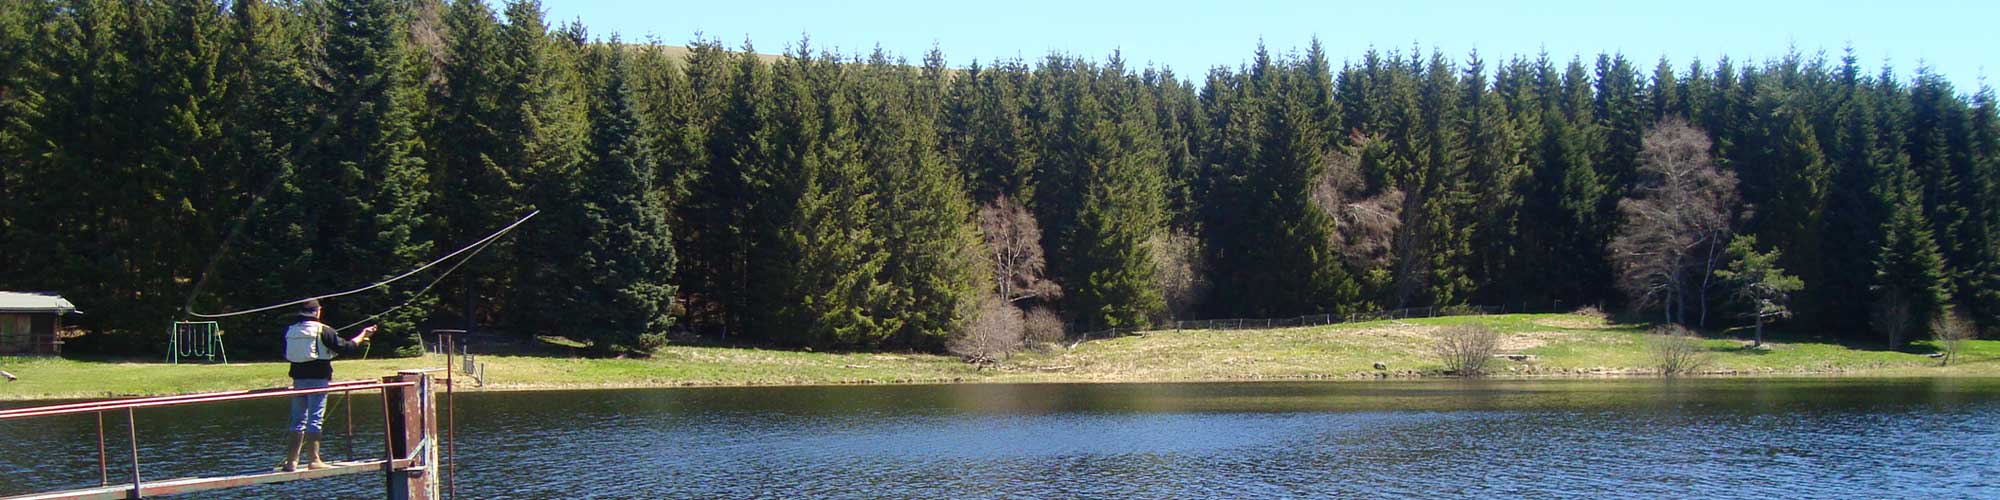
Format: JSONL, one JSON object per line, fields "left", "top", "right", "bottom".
{"left": 3, "top": 378, "right": 1998, "bottom": 498}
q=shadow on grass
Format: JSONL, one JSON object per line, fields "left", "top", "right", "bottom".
{"left": 1721, "top": 344, "right": 1775, "bottom": 355}
{"left": 1704, "top": 324, "right": 1939, "bottom": 355}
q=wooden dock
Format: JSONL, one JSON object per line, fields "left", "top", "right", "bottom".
{"left": 2, "top": 460, "right": 398, "bottom": 500}
{"left": 0, "top": 371, "right": 441, "bottom": 500}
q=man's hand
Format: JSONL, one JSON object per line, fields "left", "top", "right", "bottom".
{"left": 355, "top": 325, "right": 378, "bottom": 343}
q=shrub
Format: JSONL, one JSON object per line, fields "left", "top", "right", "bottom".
{"left": 1646, "top": 324, "right": 1711, "bottom": 376}
{"left": 1431, "top": 325, "right": 1501, "bottom": 376}
{"left": 1931, "top": 313, "right": 1975, "bottom": 366}
{"left": 1022, "top": 306, "right": 1066, "bottom": 351}
{"left": 949, "top": 297, "right": 1025, "bottom": 366}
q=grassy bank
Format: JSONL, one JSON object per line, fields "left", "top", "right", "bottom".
{"left": 4, "top": 313, "right": 1997, "bottom": 401}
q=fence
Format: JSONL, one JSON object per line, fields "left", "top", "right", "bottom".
{"left": 1068, "top": 305, "right": 1509, "bottom": 343}
{"left": 423, "top": 331, "right": 486, "bottom": 387}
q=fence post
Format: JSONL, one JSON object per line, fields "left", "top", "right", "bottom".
{"left": 384, "top": 371, "right": 438, "bottom": 500}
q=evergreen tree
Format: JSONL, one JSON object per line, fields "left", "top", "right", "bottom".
{"left": 756, "top": 45, "right": 891, "bottom": 348}
{"left": 1517, "top": 56, "right": 1609, "bottom": 309}
{"left": 1387, "top": 51, "right": 1473, "bottom": 307}
{"left": 1647, "top": 57, "right": 1681, "bottom": 121}
{"left": 1466, "top": 54, "right": 1531, "bottom": 306}
{"left": 1594, "top": 53, "right": 1646, "bottom": 193}
{"left": 856, "top": 50, "right": 985, "bottom": 349}
{"left": 503, "top": 5, "right": 592, "bottom": 342}
{"left": 427, "top": 0, "right": 520, "bottom": 329}
{"left": 1200, "top": 46, "right": 1357, "bottom": 317}
{"left": 549, "top": 36, "right": 678, "bottom": 355}
{"left": 1715, "top": 235, "right": 1803, "bottom": 347}
{"left": 1817, "top": 52, "right": 1892, "bottom": 333}
{"left": 1965, "top": 86, "right": 2000, "bottom": 327}
{"left": 1872, "top": 167, "right": 1953, "bottom": 348}
{"left": 681, "top": 42, "right": 771, "bottom": 337}
{"left": 654, "top": 37, "right": 734, "bottom": 330}
{"left": 1907, "top": 67, "right": 1983, "bottom": 324}
{"left": 212, "top": 0, "right": 320, "bottom": 354}
{"left": 1742, "top": 108, "right": 1831, "bottom": 326}
{"left": 297, "top": 0, "right": 434, "bottom": 354}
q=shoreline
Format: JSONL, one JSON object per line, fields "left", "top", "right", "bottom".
{"left": 6, "top": 365, "right": 1996, "bottom": 403}
{"left": 5, "top": 313, "right": 1996, "bottom": 402}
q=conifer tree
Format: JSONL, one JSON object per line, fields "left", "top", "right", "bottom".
{"left": 681, "top": 42, "right": 772, "bottom": 337}
{"left": 548, "top": 36, "right": 678, "bottom": 355}
{"left": 1872, "top": 167, "right": 1953, "bottom": 348}
{"left": 1906, "top": 68, "right": 1983, "bottom": 323}
{"left": 758, "top": 46, "right": 891, "bottom": 348}
{"left": 1594, "top": 53, "right": 1646, "bottom": 193}
{"left": 1516, "top": 56, "right": 1609, "bottom": 309}
{"left": 1965, "top": 86, "right": 2000, "bottom": 327}
{"left": 504, "top": 5, "right": 592, "bottom": 342}
{"left": 1069, "top": 61, "right": 1167, "bottom": 328}
{"left": 1199, "top": 46, "right": 1357, "bottom": 317}
{"left": 1463, "top": 51, "right": 1532, "bottom": 306}
{"left": 1715, "top": 235, "right": 1803, "bottom": 347}
{"left": 428, "top": 0, "right": 520, "bottom": 329}
{"left": 856, "top": 50, "right": 985, "bottom": 349}
{"left": 1648, "top": 57, "right": 1680, "bottom": 121}
{"left": 212, "top": 0, "right": 320, "bottom": 354}
{"left": 1387, "top": 51, "right": 1473, "bottom": 307}
{"left": 1817, "top": 53, "right": 1892, "bottom": 332}
{"left": 298, "top": 0, "right": 433, "bottom": 354}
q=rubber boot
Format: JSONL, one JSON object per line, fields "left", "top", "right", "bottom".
{"left": 276, "top": 432, "right": 304, "bottom": 472}
{"left": 304, "top": 432, "right": 333, "bottom": 470}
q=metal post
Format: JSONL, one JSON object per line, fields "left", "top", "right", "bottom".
{"left": 97, "top": 411, "right": 106, "bottom": 486}
{"left": 345, "top": 389, "right": 356, "bottom": 462}
{"left": 446, "top": 336, "right": 456, "bottom": 500}
{"left": 126, "top": 408, "right": 141, "bottom": 496}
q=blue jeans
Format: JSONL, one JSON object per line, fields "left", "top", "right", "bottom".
{"left": 288, "top": 378, "right": 330, "bottom": 433}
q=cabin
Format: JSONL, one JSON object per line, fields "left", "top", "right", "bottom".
{"left": 0, "top": 291, "right": 78, "bottom": 355}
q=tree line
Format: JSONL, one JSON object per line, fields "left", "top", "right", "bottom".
{"left": 1, "top": 0, "right": 1993, "bottom": 357}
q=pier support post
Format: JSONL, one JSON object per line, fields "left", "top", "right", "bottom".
{"left": 385, "top": 371, "right": 439, "bottom": 500}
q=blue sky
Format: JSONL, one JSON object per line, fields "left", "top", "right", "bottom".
{"left": 538, "top": 0, "right": 1998, "bottom": 92}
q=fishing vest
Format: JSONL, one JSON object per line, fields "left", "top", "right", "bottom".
{"left": 283, "top": 321, "right": 338, "bottom": 363}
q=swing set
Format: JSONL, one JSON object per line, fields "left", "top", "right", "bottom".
{"left": 169, "top": 321, "right": 227, "bottom": 364}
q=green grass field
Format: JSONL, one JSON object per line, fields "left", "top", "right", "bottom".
{"left": 4, "top": 313, "right": 1996, "bottom": 401}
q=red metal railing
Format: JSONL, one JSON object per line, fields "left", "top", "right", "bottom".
{"left": 0, "top": 379, "right": 419, "bottom": 499}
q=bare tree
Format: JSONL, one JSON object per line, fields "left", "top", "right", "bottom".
{"left": 1610, "top": 119, "right": 1738, "bottom": 326}
{"left": 1646, "top": 324, "right": 1713, "bottom": 376}
{"left": 1149, "top": 230, "right": 1208, "bottom": 323}
{"left": 1931, "top": 313, "right": 1975, "bottom": 366}
{"left": 1315, "top": 134, "right": 1405, "bottom": 274}
{"left": 1431, "top": 325, "right": 1501, "bottom": 376}
{"left": 950, "top": 296, "right": 1025, "bottom": 367}
{"left": 978, "top": 195, "right": 1062, "bottom": 303}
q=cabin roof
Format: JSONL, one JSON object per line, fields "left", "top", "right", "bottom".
{"left": 0, "top": 291, "right": 80, "bottom": 314}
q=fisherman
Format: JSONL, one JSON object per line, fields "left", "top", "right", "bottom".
{"left": 277, "top": 299, "right": 374, "bottom": 472}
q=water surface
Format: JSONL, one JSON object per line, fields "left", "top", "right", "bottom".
{"left": 3, "top": 378, "right": 1997, "bottom": 498}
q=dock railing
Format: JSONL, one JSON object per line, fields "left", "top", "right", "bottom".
{"left": 0, "top": 370, "right": 441, "bottom": 500}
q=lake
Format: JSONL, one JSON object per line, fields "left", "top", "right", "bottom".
{"left": 3, "top": 378, "right": 1998, "bottom": 498}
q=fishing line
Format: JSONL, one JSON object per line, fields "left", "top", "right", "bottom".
{"left": 332, "top": 235, "right": 500, "bottom": 333}
{"left": 185, "top": 210, "right": 538, "bottom": 319}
